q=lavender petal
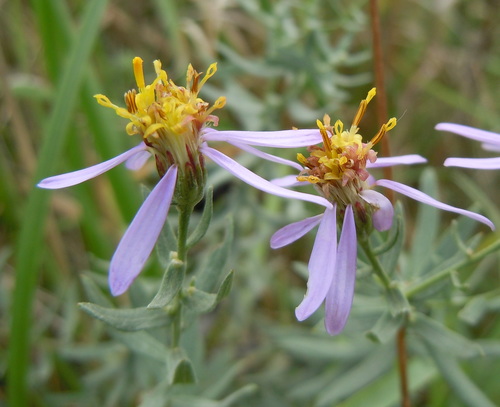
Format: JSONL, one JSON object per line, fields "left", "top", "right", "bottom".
{"left": 295, "top": 206, "right": 337, "bottom": 321}
{"left": 481, "top": 143, "right": 500, "bottom": 153}
{"left": 444, "top": 157, "right": 500, "bottom": 170}
{"left": 126, "top": 150, "right": 151, "bottom": 170}
{"left": 324, "top": 205, "right": 357, "bottom": 335}
{"left": 360, "top": 189, "right": 394, "bottom": 231}
{"left": 376, "top": 179, "right": 495, "bottom": 230}
{"left": 201, "top": 145, "right": 332, "bottom": 208}
{"left": 203, "top": 127, "right": 322, "bottom": 148}
{"left": 367, "top": 154, "right": 427, "bottom": 168}
{"left": 230, "top": 141, "right": 303, "bottom": 171}
{"left": 109, "top": 165, "right": 178, "bottom": 296}
{"left": 270, "top": 214, "right": 323, "bottom": 249}
{"left": 38, "top": 142, "right": 148, "bottom": 189}
{"left": 435, "top": 123, "right": 500, "bottom": 146}
{"left": 271, "top": 174, "right": 309, "bottom": 187}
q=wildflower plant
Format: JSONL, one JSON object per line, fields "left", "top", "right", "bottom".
{"left": 10, "top": 1, "right": 500, "bottom": 406}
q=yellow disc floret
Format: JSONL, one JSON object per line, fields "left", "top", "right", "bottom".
{"left": 94, "top": 57, "right": 226, "bottom": 178}
{"left": 298, "top": 88, "right": 397, "bottom": 205}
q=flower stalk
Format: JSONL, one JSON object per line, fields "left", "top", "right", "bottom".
{"left": 359, "top": 237, "right": 392, "bottom": 290}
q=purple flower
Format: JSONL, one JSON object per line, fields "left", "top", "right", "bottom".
{"left": 271, "top": 90, "right": 494, "bottom": 335}
{"left": 436, "top": 123, "right": 500, "bottom": 169}
{"left": 38, "top": 57, "right": 331, "bottom": 296}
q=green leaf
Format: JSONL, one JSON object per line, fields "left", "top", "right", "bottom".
{"left": 80, "top": 274, "right": 114, "bottom": 307}
{"left": 425, "top": 342, "right": 496, "bottom": 407}
{"left": 187, "top": 186, "right": 214, "bottom": 249}
{"left": 366, "top": 311, "right": 404, "bottom": 343}
{"left": 273, "top": 329, "right": 373, "bottom": 362}
{"left": 159, "top": 384, "right": 258, "bottom": 407}
{"left": 336, "top": 358, "right": 437, "bottom": 407}
{"left": 113, "top": 331, "right": 167, "bottom": 362}
{"left": 148, "top": 258, "right": 185, "bottom": 309}
{"left": 183, "top": 287, "right": 216, "bottom": 313}
{"left": 215, "top": 270, "right": 234, "bottom": 303}
{"left": 197, "top": 217, "right": 234, "bottom": 292}
{"left": 79, "top": 303, "right": 171, "bottom": 331}
{"left": 413, "top": 313, "right": 482, "bottom": 358}
{"left": 167, "top": 348, "right": 196, "bottom": 384}
{"left": 408, "top": 168, "right": 440, "bottom": 277}
{"left": 316, "top": 344, "right": 394, "bottom": 407}
{"left": 459, "top": 290, "right": 500, "bottom": 325}
{"left": 386, "top": 285, "right": 411, "bottom": 316}
{"left": 183, "top": 271, "right": 234, "bottom": 313}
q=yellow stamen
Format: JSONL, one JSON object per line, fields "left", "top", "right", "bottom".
{"left": 352, "top": 87, "right": 376, "bottom": 127}
{"left": 297, "top": 175, "right": 321, "bottom": 183}
{"left": 133, "top": 57, "right": 146, "bottom": 90}
{"left": 370, "top": 117, "right": 397, "bottom": 145}
{"left": 334, "top": 120, "right": 343, "bottom": 136}
{"left": 297, "top": 153, "right": 309, "bottom": 166}
{"left": 153, "top": 60, "right": 168, "bottom": 83}
{"left": 317, "top": 119, "right": 332, "bottom": 152}
{"left": 94, "top": 94, "right": 136, "bottom": 121}
{"left": 199, "top": 63, "right": 218, "bottom": 88}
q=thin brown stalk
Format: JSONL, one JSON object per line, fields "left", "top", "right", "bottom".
{"left": 369, "top": 0, "right": 394, "bottom": 203}
{"left": 397, "top": 327, "right": 411, "bottom": 407}
{"left": 369, "top": 1, "right": 410, "bottom": 406}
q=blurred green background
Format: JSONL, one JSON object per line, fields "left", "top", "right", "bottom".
{"left": 1, "top": 0, "right": 500, "bottom": 406}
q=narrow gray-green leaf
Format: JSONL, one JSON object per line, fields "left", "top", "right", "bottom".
{"left": 79, "top": 302, "right": 170, "bottom": 331}
{"left": 386, "top": 285, "right": 411, "bottom": 316}
{"left": 413, "top": 313, "right": 482, "bottom": 358}
{"left": 408, "top": 168, "right": 440, "bottom": 277}
{"left": 148, "top": 258, "right": 185, "bottom": 308}
{"left": 197, "top": 217, "right": 234, "bottom": 292}
{"left": 187, "top": 186, "right": 213, "bottom": 249}
{"left": 167, "top": 348, "right": 196, "bottom": 384}
{"left": 316, "top": 345, "right": 394, "bottom": 407}
{"left": 425, "top": 342, "right": 496, "bottom": 407}
{"left": 80, "top": 274, "right": 114, "bottom": 307}
{"left": 366, "top": 311, "right": 404, "bottom": 343}
{"left": 113, "top": 331, "right": 167, "bottom": 362}
{"left": 183, "top": 271, "right": 233, "bottom": 313}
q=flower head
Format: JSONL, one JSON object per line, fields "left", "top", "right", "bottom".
{"left": 436, "top": 123, "right": 500, "bottom": 169}
{"left": 95, "top": 58, "right": 228, "bottom": 207}
{"left": 271, "top": 90, "right": 494, "bottom": 335}
{"left": 296, "top": 88, "right": 397, "bottom": 234}
{"left": 96, "top": 58, "right": 225, "bottom": 180}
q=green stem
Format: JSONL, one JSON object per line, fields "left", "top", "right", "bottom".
{"left": 171, "top": 299, "right": 182, "bottom": 348}
{"left": 170, "top": 204, "right": 193, "bottom": 347}
{"left": 405, "top": 237, "right": 500, "bottom": 299}
{"left": 177, "top": 204, "right": 193, "bottom": 262}
{"left": 359, "top": 238, "right": 392, "bottom": 289}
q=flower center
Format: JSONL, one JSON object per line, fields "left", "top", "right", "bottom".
{"left": 94, "top": 57, "right": 226, "bottom": 177}
{"left": 297, "top": 88, "right": 396, "bottom": 206}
